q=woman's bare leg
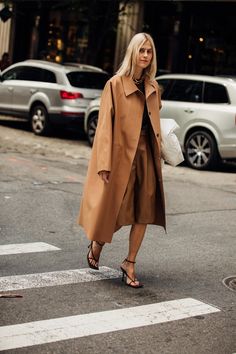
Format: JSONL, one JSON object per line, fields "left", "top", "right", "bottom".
{"left": 122, "top": 223, "right": 147, "bottom": 285}
{"left": 128, "top": 224, "right": 147, "bottom": 261}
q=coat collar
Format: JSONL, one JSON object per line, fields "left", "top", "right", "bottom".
{"left": 121, "top": 75, "right": 156, "bottom": 99}
{"left": 144, "top": 78, "right": 156, "bottom": 99}
{"left": 121, "top": 75, "right": 138, "bottom": 96}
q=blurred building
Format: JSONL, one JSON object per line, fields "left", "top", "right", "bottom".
{"left": 144, "top": 1, "right": 236, "bottom": 76}
{"left": 0, "top": 3, "right": 13, "bottom": 60}
{"left": 1, "top": 0, "right": 236, "bottom": 76}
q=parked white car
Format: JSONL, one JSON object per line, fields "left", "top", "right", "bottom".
{"left": 84, "top": 74, "right": 236, "bottom": 170}
{"left": 0, "top": 60, "right": 109, "bottom": 135}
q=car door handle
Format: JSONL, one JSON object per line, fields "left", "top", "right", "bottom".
{"left": 184, "top": 108, "right": 194, "bottom": 113}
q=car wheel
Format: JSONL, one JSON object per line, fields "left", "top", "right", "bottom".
{"left": 87, "top": 113, "right": 98, "bottom": 146}
{"left": 185, "top": 130, "right": 218, "bottom": 170}
{"left": 31, "top": 104, "right": 51, "bottom": 135}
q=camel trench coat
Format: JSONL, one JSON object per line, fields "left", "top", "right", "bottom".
{"left": 78, "top": 74, "right": 166, "bottom": 243}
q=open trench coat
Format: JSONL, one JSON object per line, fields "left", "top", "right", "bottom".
{"left": 78, "top": 74, "right": 166, "bottom": 243}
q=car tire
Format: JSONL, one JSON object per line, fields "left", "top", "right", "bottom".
{"left": 185, "top": 130, "right": 219, "bottom": 170}
{"left": 87, "top": 113, "right": 98, "bottom": 146}
{"left": 30, "top": 104, "right": 51, "bottom": 136}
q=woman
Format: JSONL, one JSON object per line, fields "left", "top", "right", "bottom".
{"left": 78, "top": 33, "right": 165, "bottom": 288}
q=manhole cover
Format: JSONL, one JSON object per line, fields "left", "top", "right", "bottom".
{"left": 222, "top": 276, "right": 236, "bottom": 292}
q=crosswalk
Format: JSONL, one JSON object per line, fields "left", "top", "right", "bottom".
{"left": 0, "top": 266, "right": 121, "bottom": 292}
{"left": 0, "top": 298, "right": 220, "bottom": 351}
{"left": 0, "top": 241, "right": 221, "bottom": 352}
{"left": 0, "top": 242, "right": 60, "bottom": 255}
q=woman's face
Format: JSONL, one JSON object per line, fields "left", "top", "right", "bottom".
{"left": 136, "top": 40, "right": 153, "bottom": 70}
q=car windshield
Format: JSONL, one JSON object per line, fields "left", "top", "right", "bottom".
{"left": 67, "top": 71, "right": 109, "bottom": 89}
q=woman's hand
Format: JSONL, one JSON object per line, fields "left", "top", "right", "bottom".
{"left": 98, "top": 170, "right": 110, "bottom": 183}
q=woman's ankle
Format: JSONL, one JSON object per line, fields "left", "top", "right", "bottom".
{"left": 126, "top": 256, "right": 136, "bottom": 264}
{"left": 95, "top": 241, "right": 105, "bottom": 247}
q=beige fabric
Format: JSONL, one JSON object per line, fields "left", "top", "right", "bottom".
{"left": 77, "top": 75, "right": 165, "bottom": 243}
{"left": 116, "top": 130, "right": 157, "bottom": 226}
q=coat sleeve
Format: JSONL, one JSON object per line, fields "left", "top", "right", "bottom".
{"left": 94, "top": 80, "right": 114, "bottom": 174}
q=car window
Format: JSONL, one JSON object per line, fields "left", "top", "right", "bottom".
{"left": 156, "top": 79, "right": 172, "bottom": 99}
{"left": 203, "top": 82, "right": 229, "bottom": 103}
{"left": 41, "top": 69, "right": 57, "bottom": 83}
{"left": 16, "top": 67, "right": 42, "bottom": 81}
{"left": 2, "top": 67, "right": 21, "bottom": 81}
{"left": 66, "top": 72, "right": 109, "bottom": 89}
{"left": 164, "top": 79, "right": 203, "bottom": 102}
{"left": 1, "top": 66, "right": 56, "bottom": 83}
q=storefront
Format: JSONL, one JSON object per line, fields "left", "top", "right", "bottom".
{"left": 6, "top": 1, "right": 236, "bottom": 76}
{"left": 144, "top": 1, "right": 236, "bottom": 75}
{"left": 11, "top": 0, "right": 118, "bottom": 74}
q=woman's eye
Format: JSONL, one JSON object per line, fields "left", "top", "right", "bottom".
{"left": 139, "top": 48, "right": 152, "bottom": 54}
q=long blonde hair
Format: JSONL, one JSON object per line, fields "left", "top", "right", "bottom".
{"left": 116, "top": 33, "right": 157, "bottom": 80}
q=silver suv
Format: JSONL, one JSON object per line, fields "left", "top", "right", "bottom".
{"left": 84, "top": 74, "right": 236, "bottom": 170}
{"left": 156, "top": 74, "right": 236, "bottom": 169}
{"left": 0, "top": 60, "right": 109, "bottom": 135}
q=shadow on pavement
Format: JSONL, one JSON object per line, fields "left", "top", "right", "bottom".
{"left": 0, "top": 117, "right": 87, "bottom": 142}
{"left": 177, "top": 159, "right": 236, "bottom": 173}
{"left": 215, "top": 160, "right": 236, "bottom": 173}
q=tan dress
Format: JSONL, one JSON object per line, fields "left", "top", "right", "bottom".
{"left": 116, "top": 81, "right": 158, "bottom": 226}
{"left": 116, "top": 129, "right": 158, "bottom": 226}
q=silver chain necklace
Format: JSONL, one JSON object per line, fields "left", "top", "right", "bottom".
{"left": 133, "top": 77, "right": 144, "bottom": 85}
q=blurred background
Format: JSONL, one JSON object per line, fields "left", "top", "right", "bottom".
{"left": 1, "top": 0, "right": 236, "bottom": 76}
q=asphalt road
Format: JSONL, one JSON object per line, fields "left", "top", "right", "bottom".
{"left": 0, "top": 119, "right": 235, "bottom": 354}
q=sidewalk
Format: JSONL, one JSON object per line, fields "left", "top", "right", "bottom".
{"left": 0, "top": 123, "right": 235, "bottom": 192}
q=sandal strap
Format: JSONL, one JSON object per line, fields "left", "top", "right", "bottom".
{"left": 87, "top": 241, "right": 104, "bottom": 264}
{"left": 125, "top": 272, "right": 140, "bottom": 287}
{"left": 125, "top": 258, "right": 136, "bottom": 264}
{"left": 96, "top": 241, "right": 105, "bottom": 248}
{"left": 88, "top": 242, "right": 99, "bottom": 262}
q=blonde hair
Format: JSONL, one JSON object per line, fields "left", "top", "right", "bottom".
{"left": 116, "top": 33, "right": 157, "bottom": 80}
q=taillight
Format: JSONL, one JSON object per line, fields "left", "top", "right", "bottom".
{"left": 60, "top": 90, "right": 83, "bottom": 99}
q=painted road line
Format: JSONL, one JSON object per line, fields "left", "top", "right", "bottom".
{"left": 0, "top": 267, "right": 121, "bottom": 292}
{"left": 0, "top": 298, "right": 220, "bottom": 351}
{"left": 0, "top": 242, "right": 60, "bottom": 256}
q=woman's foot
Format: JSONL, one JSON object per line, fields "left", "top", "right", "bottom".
{"left": 120, "top": 258, "right": 143, "bottom": 288}
{"left": 87, "top": 241, "right": 105, "bottom": 270}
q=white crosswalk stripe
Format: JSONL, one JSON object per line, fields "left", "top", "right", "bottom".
{"left": 0, "top": 241, "right": 221, "bottom": 352}
{"left": 0, "top": 267, "right": 121, "bottom": 292}
{"left": 0, "top": 242, "right": 60, "bottom": 255}
{"left": 0, "top": 298, "right": 220, "bottom": 351}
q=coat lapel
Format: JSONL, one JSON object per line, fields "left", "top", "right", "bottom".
{"left": 145, "top": 78, "right": 156, "bottom": 99}
{"left": 121, "top": 76, "right": 139, "bottom": 96}
{"left": 121, "top": 75, "right": 156, "bottom": 99}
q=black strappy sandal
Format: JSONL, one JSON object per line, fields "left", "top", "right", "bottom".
{"left": 120, "top": 258, "right": 143, "bottom": 288}
{"left": 87, "top": 241, "right": 104, "bottom": 270}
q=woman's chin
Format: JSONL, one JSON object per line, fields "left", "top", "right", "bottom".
{"left": 139, "top": 64, "right": 149, "bottom": 69}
